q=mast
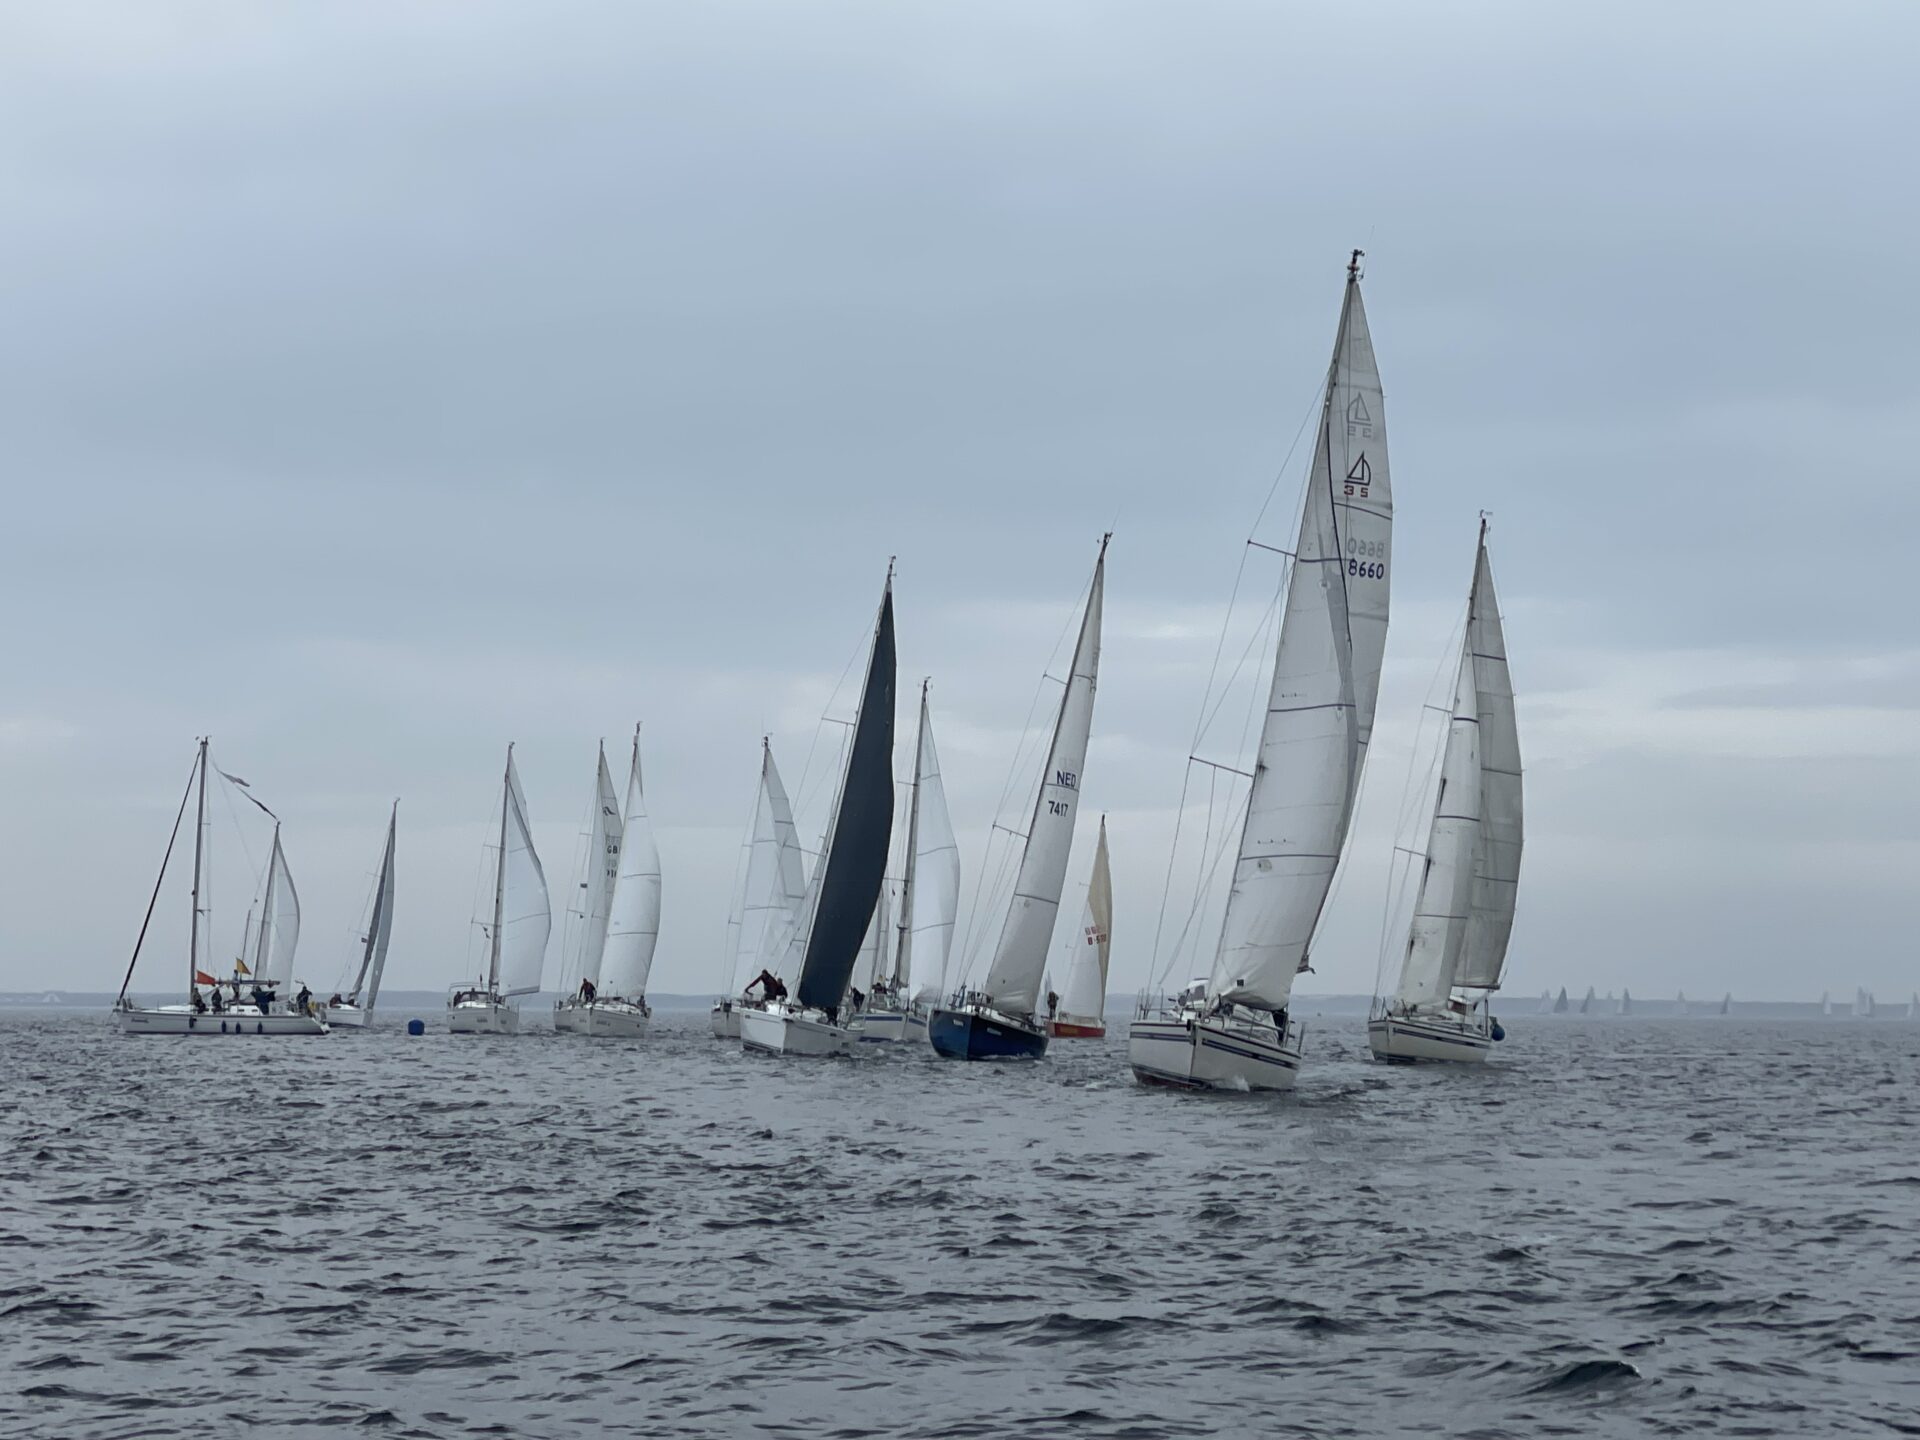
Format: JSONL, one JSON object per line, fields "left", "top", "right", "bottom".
{"left": 488, "top": 745, "right": 511, "bottom": 992}
{"left": 188, "top": 738, "right": 209, "bottom": 996}
{"left": 893, "top": 680, "right": 929, "bottom": 992}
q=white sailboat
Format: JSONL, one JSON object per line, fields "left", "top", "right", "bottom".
{"left": 329, "top": 802, "right": 397, "bottom": 1030}
{"left": 739, "top": 569, "right": 896, "bottom": 1059}
{"left": 1536, "top": 989, "right": 1553, "bottom": 1014}
{"left": 931, "top": 536, "right": 1107, "bottom": 1063}
{"left": 1048, "top": 816, "right": 1112, "bottom": 1038}
{"left": 1675, "top": 990, "right": 1689, "bottom": 1017}
{"left": 568, "top": 726, "right": 661, "bottom": 1037}
{"left": 1852, "top": 987, "right": 1874, "bottom": 1019}
{"left": 1369, "top": 521, "right": 1524, "bottom": 1064}
{"left": 115, "top": 739, "right": 328, "bottom": 1036}
{"left": 711, "top": 742, "right": 809, "bottom": 1039}
{"left": 861, "top": 681, "right": 962, "bottom": 1044}
{"left": 1131, "top": 255, "right": 1391, "bottom": 1092}
{"left": 1821, "top": 989, "right": 1833, "bottom": 1016}
{"left": 1906, "top": 992, "right": 1917, "bottom": 1020}
{"left": 554, "top": 746, "right": 623, "bottom": 1033}
{"left": 449, "top": 745, "right": 551, "bottom": 1034}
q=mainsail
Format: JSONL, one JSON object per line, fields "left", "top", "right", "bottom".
{"left": 348, "top": 803, "right": 397, "bottom": 1008}
{"left": 981, "top": 538, "right": 1107, "bottom": 1020}
{"left": 1392, "top": 647, "right": 1482, "bottom": 1009}
{"left": 253, "top": 826, "right": 302, "bottom": 989}
{"left": 599, "top": 726, "right": 662, "bottom": 1001}
{"left": 904, "top": 691, "right": 961, "bottom": 1008}
{"left": 573, "top": 746, "right": 624, "bottom": 991}
{"left": 491, "top": 747, "right": 552, "bottom": 997}
{"left": 1055, "top": 816, "right": 1112, "bottom": 1028}
{"left": 1210, "top": 258, "right": 1392, "bottom": 1009}
{"left": 793, "top": 576, "right": 897, "bottom": 1013}
{"left": 1453, "top": 523, "right": 1523, "bottom": 990}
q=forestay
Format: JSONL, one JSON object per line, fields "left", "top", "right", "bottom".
{"left": 1209, "top": 262, "right": 1392, "bottom": 1011}
{"left": 1393, "top": 646, "right": 1482, "bottom": 1009}
{"left": 981, "top": 539, "right": 1107, "bottom": 1020}
{"left": 599, "top": 727, "right": 662, "bottom": 1000}
{"left": 496, "top": 750, "right": 552, "bottom": 997}
{"left": 1452, "top": 525, "right": 1523, "bottom": 990}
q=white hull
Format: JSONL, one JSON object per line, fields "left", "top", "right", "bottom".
{"left": 854, "top": 1007, "right": 928, "bottom": 1044}
{"left": 552, "top": 1002, "right": 581, "bottom": 1033}
{"left": 739, "top": 1002, "right": 855, "bottom": 1058}
{"left": 571, "top": 1000, "right": 651, "bottom": 1038}
{"left": 329, "top": 1005, "right": 369, "bottom": 1030}
{"left": 448, "top": 997, "right": 518, "bottom": 1034}
{"left": 709, "top": 1001, "right": 741, "bottom": 1040}
{"left": 1367, "top": 1012, "right": 1493, "bottom": 1063}
{"left": 116, "top": 1003, "right": 329, "bottom": 1037}
{"left": 1127, "top": 1011, "right": 1300, "bottom": 1092}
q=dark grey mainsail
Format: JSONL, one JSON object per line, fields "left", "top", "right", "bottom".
{"left": 795, "top": 577, "right": 897, "bottom": 1012}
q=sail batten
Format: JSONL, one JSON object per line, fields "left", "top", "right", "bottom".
{"left": 981, "top": 541, "right": 1106, "bottom": 1020}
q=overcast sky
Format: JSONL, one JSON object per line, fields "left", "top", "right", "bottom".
{"left": 3, "top": 2, "right": 1915, "bottom": 1004}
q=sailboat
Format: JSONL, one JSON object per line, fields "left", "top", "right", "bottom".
{"left": 1675, "top": 990, "right": 1689, "bottom": 1017}
{"left": 1617, "top": 989, "right": 1632, "bottom": 1016}
{"left": 1718, "top": 992, "right": 1732, "bottom": 1016}
{"left": 1578, "top": 986, "right": 1596, "bottom": 1014}
{"left": 1552, "top": 986, "right": 1569, "bottom": 1013}
{"left": 449, "top": 745, "right": 552, "bottom": 1034}
{"left": 1536, "top": 990, "right": 1553, "bottom": 1014}
{"left": 1131, "top": 254, "right": 1391, "bottom": 1092}
{"left": 1369, "top": 524, "right": 1523, "bottom": 1063}
{"left": 860, "top": 683, "right": 962, "bottom": 1044}
{"left": 115, "top": 739, "right": 328, "bottom": 1036}
{"left": 553, "top": 746, "right": 622, "bottom": 1033}
{"left": 711, "top": 742, "right": 809, "bottom": 1039}
{"left": 1906, "top": 992, "right": 1917, "bottom": 1020}
{"left": 739, "top": 568, "right": 896, "bottom": 1058}
{"left": 1048, "top": 816, "right": 1112, "bottom": 1038}
{"left": 932, "top": 537, "right": 1106, "bottom": 1063}
{"left": 329, "top": 802, "right": 397, "bottom": 1030}
{"left": 568, "top": 726, "right": 662, "bottom": 1037}
{"left": 1853, "top": 987, "right": 1874, "bottom": 1018}
{"left": 1821, "top": 990, "right": 1833, "bottom": 1016}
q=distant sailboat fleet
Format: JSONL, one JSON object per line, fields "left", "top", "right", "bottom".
{"left": 107, "top": 255, "right": 1909, "bottom": 1062}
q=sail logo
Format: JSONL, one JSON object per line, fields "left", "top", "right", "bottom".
{"left": 1344, "top": 453, "right": 1371, "bottom": 498}
{"left": 1345, "top": 395, "right": 1374, "bottom": 439}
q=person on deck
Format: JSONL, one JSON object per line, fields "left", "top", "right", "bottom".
{"left": 191, "top": 987, "right": 206, "bottom": 1014}
{"left": 296, "top": 984, "right": 313, "bottom": 1016}
{"left": 210, "top": 988, "right": 224, "bottom": 1014}
{"left": 580, "top": 977, "right": 597, "bottom": 1003}
{"left": 1047, "top": 990, "right": 1060, "bottom": 1021}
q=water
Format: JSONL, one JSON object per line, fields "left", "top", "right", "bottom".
{"left": 2, "top": 1014, "right": 1915, "bottom": 1438}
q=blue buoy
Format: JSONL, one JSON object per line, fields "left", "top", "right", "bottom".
{"left": 406, "top": 1018, "right": 425, "bottom": 1036}
{"left": 1490, "top": 1021, "right": 1507, "bottom": 1042}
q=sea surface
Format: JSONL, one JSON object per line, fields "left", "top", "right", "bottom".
{"left": 2, "top": 1012, "right": 1915, "bottom": 1439}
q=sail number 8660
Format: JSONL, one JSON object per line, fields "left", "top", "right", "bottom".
{"left": 1347, "top": 536, "right": 1387, "bottom": 581}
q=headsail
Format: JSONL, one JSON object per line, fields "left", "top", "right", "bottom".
{"left": 599, "top": 726, "right": 663, "bottom": 1001}
{"left": 981, "top": 538, "right": 1107, "bottom": 1020}
{"left": 1210, "top": 258, "right": 1392, "bottom": 1009}
{"left": 1391, "top": 646, "right": 1482, "bottom": 1009}
{"left": 253, "top": 826, "right": 302, "bottom": 989}
{"left": 794, "top": 575, "right": 897, "bottom": 1012}
{"left": 1055, "top": 816, "right": 1112, "bottom": 1029}
{"left": 905, "top": 693, "right": 961, "bottom": 1008}
{"left": 349, "top": 803, "right": 398, "bottom": 1009}
{"left": 1453, "top": 523, "right": 1523, "bottom": 989}
{"left": 730, "top": 743, "right": 807, "bottom": 992}
{"left": 493, "top": 747, "right": 552, "bottom": 997}
{"left": 573, "top": 746, "right": 624, "bottom": 990}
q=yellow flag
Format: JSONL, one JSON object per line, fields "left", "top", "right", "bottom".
{"left": 234, "top": 958, "right": 251, "bottom": 976}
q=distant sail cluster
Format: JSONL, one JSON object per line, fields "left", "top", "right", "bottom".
{"left": 110, "top": 254, "right": 1906, "bottom": 1076}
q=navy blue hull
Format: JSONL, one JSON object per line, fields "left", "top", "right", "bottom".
{"left": 928, "top": 1007, "right": 1049, "bottom": 1061}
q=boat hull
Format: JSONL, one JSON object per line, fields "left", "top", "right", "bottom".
{"left": 329, "top": 1005, "right": 369, "bottom": 1030}
{"left": 739, "top": 1002, "right": 855, "bottom": 1058}
{"left": 1366, "top": 1012, "right": 1494, "bottom": 1063}
{"left": 1127, "top": 1014, "right": 1299, "bottom": 1092}
{"left": 116, "top": 1004, "right": 329, "bottom": 1037}
{"left": 855, "top": 1007, "right": 930, "bottom": 1044}
{"left": 1048, "top": 1018, "right": 1105, "bottom": 1039}
{"left": 448, "top": 998, "right": 518, "bottom": 1035}
{"left": 573, "top": 1001, "right": 651, "bottom": 1038}
{"left": 709, "top": 1001, "right": 741, "bottom": 1040}
{"left": 928, "top": 1006, "right": 1048, "bottom": 1061}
